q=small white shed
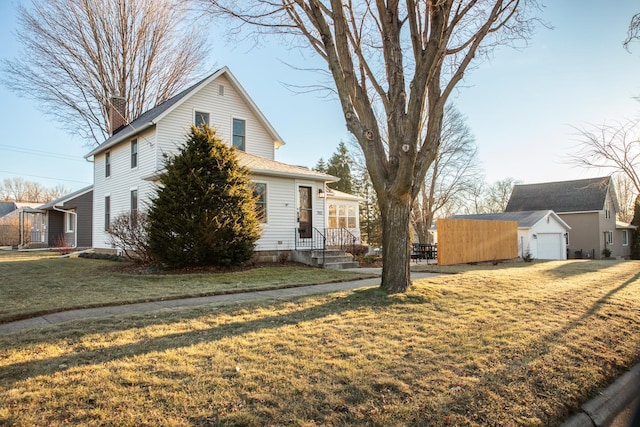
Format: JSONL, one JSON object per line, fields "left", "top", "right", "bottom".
{"left": 451, "top": 210, "right": 571, "bottom": 260}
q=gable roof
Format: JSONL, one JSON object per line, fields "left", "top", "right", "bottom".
{"left": 38, "top": 186, "right": 93, "bottom": 210}
{"left": 505, "top": 176, "right": 615, "bottom": 213}
{"left": 85, "top": 67, "right": 285, "bottom": 158}
{"left": 326, "top": 188, "right": 364, "bottom": 202}
{"left": 451, "top": 210, "right": 570, "bottom": 230}
{"left": 0, "top": 202, "right": 17, "bottom": 218}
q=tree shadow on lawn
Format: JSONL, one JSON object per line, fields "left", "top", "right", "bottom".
{"left": 467, "top": 270, "right": 640, "bottom": 423}
{"left": 0, "top": 287, "right": 433, "bottom": 386}
{"left": 543, "top": 259, "right": 631, "bottom": 279}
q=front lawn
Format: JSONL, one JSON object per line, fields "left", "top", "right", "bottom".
{"left": 0, "top": 251, "right": 374, "bottom": 323}
{"left": 0, "top": 259, "right": 639, "bottom": 426}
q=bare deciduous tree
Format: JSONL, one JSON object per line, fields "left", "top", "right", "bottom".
{"left": 207, "top": 0, "right": 540, "bottom": 292}
{"left": 411, "top": 105, "right": 481, "bottom": 243}
{"left": 483, "top": 177, "right": 519, "bottom": 213}
{"left": 569, "top": 120, "right": 640, "bottom": 258}
{"left": 2, "top": 0, "right": 210, "bottom": 146}
{"left": 0, "top": 177, "right": 67, "bottom": 202}
{"left": 613, "top": 173, "right": 637, "bottom": 223}
{"left": 625, "top": 12, "right": 640, "bottom": 50}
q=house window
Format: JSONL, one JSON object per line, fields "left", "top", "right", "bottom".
{"left": 104, "top": 196, "right": 111, "bottom": 230}
{"left": 253, "top": 183, "right": 267, "bottom": 223}
{"left": 328, "top": 204, "right": 357, "bottom": 228}
{"left": 131, "top": 139, "right": 138, "bottom": 168}
{"left": 105, "top": 152, "right": 111, "bottom": 177}
{"left": 622, "top": 230, "right": 628, "bottom": 246}
{"left": 605, "top": 202, "right": 611, "bottom": 219}
{"left": 195, "top": 111, "right": 209, "bottom": 128}
{"left": 130, "top": 189, "right": 138, "bottom": 222}
{"left": 65, "top": 212, "right": 75, "bottom": 233}
{"left": 605, "top": 231, "right": 613, "bottom": 245}
{"left": 233, "top": 118, "right": 246, "bottom": 151}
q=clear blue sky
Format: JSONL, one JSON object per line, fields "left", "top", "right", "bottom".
{"left": 0, "top": 0, "right": 638, "bottom": 195}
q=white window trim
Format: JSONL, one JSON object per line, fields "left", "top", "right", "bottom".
{"left": 105, "top": 151, "right": 111, "bottom": 178}
{"left": 622, "top": 230, "right": 628, "bottom": 246}
{"left": 232, "top": 117, "right": 247, "bottom": 151}
{"left": 131, "top": 139, "right": 138, "bottom": 169}
{"left": 104, "top": 194, "right": 111, "bottom": 231}
{"left": 606, "top": 231, "right": 613, "bottom": 245}
{"left": 253, "top": 181, "right": 268, "bottom": 224}
{"left": 194, "top": 109, "right": 211, "bottom": 128}
{"left": 65, "top": 211, "right": 75, "bottom": 233}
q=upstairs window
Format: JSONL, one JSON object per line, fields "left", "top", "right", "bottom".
{"left": 253, "top": 183, "right": 267, "bottom": 223}
{"left": 605, "top": 201, "right": 611, "bottom": 219}
{"left": 195, "top": 111, "right": 209, "bottom": 128}
{"left": 105, "top": 151, "right": 111, "bottom": 177}
{"left": 233, "top": 118, "right": 246, "bottom": 151}
{"left": 131, "top": 139, "right": 138, "bottom": 168}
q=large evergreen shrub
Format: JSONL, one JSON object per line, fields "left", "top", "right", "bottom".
{"left": 147, "top": 125, "right": 261, "bottom": 267}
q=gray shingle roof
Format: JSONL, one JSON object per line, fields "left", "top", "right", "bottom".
{"left": 38, "top": 186, "right": 93, "bottom": 210}
{"left": 0, "top": 202, "right": 17, "bottom": 218}
{"left": 451, "top": 210, "right": 565, "bottom": 229}
{"left": 505, "top": 177, "right": 613, "bottom": 213}
{"left": 237, "top": 152, "right": 338, "bottom": 181}
{"left": 85, "top": 66, "right": 285, "bottom": 158}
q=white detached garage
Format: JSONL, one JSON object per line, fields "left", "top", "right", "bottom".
{"left": 451, "top": 211, "right": 571, "bottom": 260}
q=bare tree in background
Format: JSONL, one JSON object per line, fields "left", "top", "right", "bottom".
{"left": 411, "top": 105, "right": 481, "bottom": 243}
{"left": 483, "top": 177, "right": 519, "bottom": 213}
{"left": 569, "top": 120, "right": 640, "bottom": 258}
{"left": 207, "top": 0, "right": 540, "bottom": 293}
{"left": 0, "top": 177, "right": 67, "bottom": 202}
{"left": 614, "top": 174, "right": 636, "bottom": 223}
{"left": 2, "top": 0, "right": 210, "bottom": 146}
{"left": 625, "top": 12, "right": 640, "bottom": 50}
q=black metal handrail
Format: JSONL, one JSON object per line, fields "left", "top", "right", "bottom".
{"left": 294, "top": 227, "right": 327, "bottom": 266}
{"left": 325, "top": 227, "right": 357, "bottom": 254}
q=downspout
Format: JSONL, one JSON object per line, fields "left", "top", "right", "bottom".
{"left": 52, "top": 206, "right": 77, "bottom": 249}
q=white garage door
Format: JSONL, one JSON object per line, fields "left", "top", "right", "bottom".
{"left": 537, "top": 233, "right": 563, "bottom": 260}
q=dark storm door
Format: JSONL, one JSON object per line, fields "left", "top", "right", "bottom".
{"left": 298, "top": 186, "right": 312, "bottom": 238}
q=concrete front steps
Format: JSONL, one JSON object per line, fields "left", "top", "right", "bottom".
{"left": 291, "top": 249, "right": 360, "bottom": 270}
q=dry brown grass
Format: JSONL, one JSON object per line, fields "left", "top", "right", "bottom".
{"left": 0, "top": 251, "right": 373, "bottom": 323}
{"left": 0, "top": 260, "right": 639, "bottom": 426}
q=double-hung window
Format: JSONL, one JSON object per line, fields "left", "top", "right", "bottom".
{"left": 65, "top": 212, "right": 75, "bottom": 233}
{"left": 195, "top": 111, "right": 209, "bottom": 128}
{"left": 104, "top": 196, "right": 111, "bottom": 230}
{"left": 131, "top": 139, "right": 138, "bottom": 168}
{"left": 253, "top": 183, "right": 267, "bottom": 223}
{"left": 233, "top": 118, "right": 246, "bottom": 151}
{"left": 130, "top": 189, "right": 138, "bottom": 223}
{"left": 605, "top": 231, "right": 613, "bottom": 245}
{"left": 105, "top": 152, "right": 111, "bottom": 177}
{"left": 622, "top": 230, "right": 628, "bottom": 246}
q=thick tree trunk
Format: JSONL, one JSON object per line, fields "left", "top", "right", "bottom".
{"left": 380, "top": 196, "right": 412, "bottom": 293}
{"left": 630, "top": 195, "right": 640, "bottom": 260}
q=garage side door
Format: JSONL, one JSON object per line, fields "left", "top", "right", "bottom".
{"left": 537, "top": 233, "right": 563, "bottom": 260}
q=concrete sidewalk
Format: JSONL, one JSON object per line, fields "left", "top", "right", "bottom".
{"left": 0, "top": 271, "right": 435, "bottom": 335}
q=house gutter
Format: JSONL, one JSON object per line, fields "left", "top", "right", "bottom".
{"left": 52, "top": 206, "right": 77, "bottom": 249}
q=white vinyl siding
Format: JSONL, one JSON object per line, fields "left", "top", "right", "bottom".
{"left": 92, "top": 128, "right": 157, "bottom": 248}
{"left": 155, "top": 74, "right": 275, "bottom": 163}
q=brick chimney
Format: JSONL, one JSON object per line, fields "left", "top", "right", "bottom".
{"left": 108, "top": 96, "right": 127, "bottom": 135}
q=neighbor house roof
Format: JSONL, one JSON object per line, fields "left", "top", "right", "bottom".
{"left": 85, "top": 67, "right": 285, "bottom": 158}
{"left": 616, "top": 221, "right": 638, "bottom": 230}
{"left": 38, "top": 186, "right": 93, "bottom": 210}
{"left": 505, "top": 176, "right": 616, "bottom": 213}
{"left": 451, "top": 210, "right": 570, "bottom": 230}
{"left": 0, "top": 202, "right": 17, "bottom": 218}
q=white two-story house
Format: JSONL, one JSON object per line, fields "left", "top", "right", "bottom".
{"left": 85, "top": 67, "right": 361, "bottom": 263}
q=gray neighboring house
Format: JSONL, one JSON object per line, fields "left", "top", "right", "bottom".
{"left": 452, "top": 210, "right": 571, "bottom": 260}
{"left": 505, "top": 176, "right": 635, "bottom": 260}
{"left": 31, "top": 185, "right": 93, "bottom": 248}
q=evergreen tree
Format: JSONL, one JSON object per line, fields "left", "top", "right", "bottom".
{"left": 147, "top": 125, "right": 261, "bottom": 267}
{"left": 313, "top": 158, "right": 328, "bottom": 173}
{"left": 326, "top": 141, "right": 353, "bottom": 193}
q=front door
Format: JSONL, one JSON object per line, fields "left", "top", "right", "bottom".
{"left": 298, "top": 186, "right": 312, "bottom": 238}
